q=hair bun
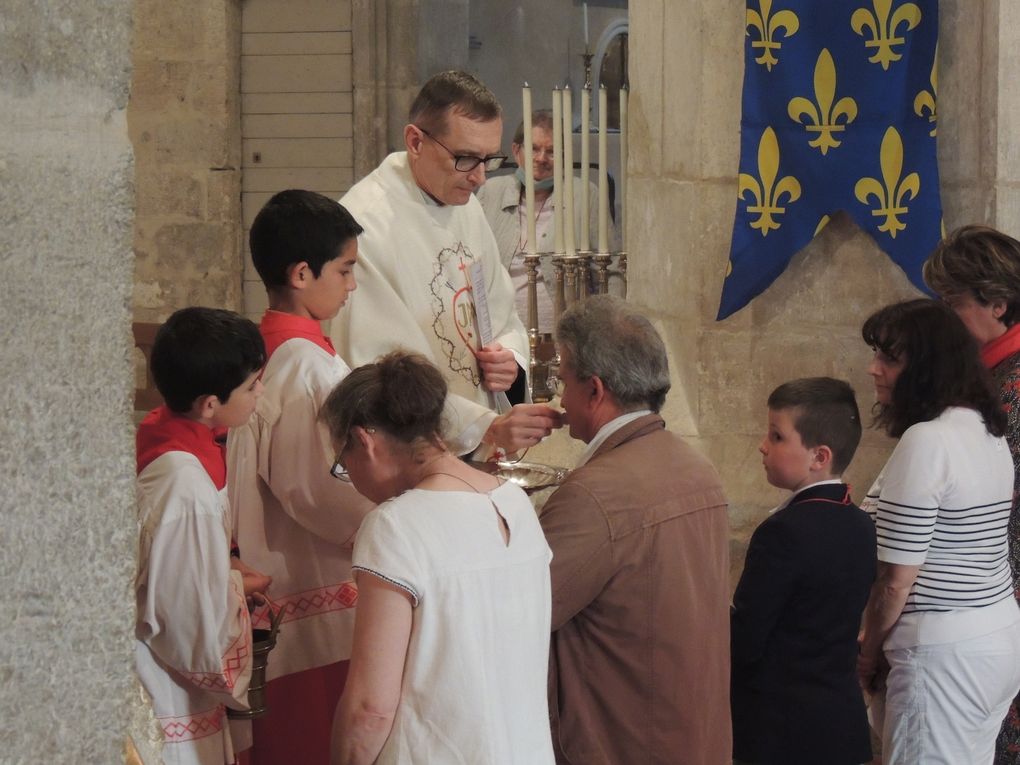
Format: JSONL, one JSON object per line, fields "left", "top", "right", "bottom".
{"left": 376, "top": 351, "right": 447, "bottom": 432}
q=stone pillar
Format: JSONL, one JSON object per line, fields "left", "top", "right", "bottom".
{"left": 625, "top": 0, "right": 991, "bottom": 581}
{"left": 351, "top": 0, "right": 470, "bottom": 180}
{"left": 130, "top": 0, "right": 243, "bottom": 320}
{"left": 0, "top": 1, "right": 137, "bottom": 760}
{"left": 992, "top": 1, "right": 1020, "bottom": 227}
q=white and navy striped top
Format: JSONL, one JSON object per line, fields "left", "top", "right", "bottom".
{"left": 861, "top": 407, "right": 1014, "bottom": 614}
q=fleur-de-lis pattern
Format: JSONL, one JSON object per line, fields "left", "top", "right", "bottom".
{"left": 720, "top": 0, "right": 942, "bottom": 319}
{"left": 854, "top": 127, "right": 920, "bottom": 238}
{"left": 851, "top": 0, "right": 922, "bottom": 71}
{"left": 738, "top": 127, "right": 802, "bottom": 235}
{"left": 913, "top": 49, "right": 937, "bottom": 136}
{"left": 788, "top": 49, "right": 858, "bottom": 154}
{"left": 746, "top": 0, "right": 800, "bottom": 71}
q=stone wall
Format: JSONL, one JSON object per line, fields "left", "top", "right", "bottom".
{"left": 130, "top": 0, "right": 243, "bottom": 321}
{"left": 622, "top": 0, "right": 1015, "bottom": 581}
{"left": 0, "top": 1, "right": 138, "bottom": 761}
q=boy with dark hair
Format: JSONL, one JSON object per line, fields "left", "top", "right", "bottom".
{"left": 135, "top": 306, "right": 271, "bottom": 765}
{"left": 227, "top": 189, "right": 374, "bottom": 764}
{"left": 731, "top": 377, "right": 876, "bottom": 765}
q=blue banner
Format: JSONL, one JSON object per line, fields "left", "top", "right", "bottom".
{"left": 718, "top": 0, "right": 941, "bottom": 320}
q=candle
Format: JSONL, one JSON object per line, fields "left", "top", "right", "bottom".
{"left": 583, "top": 2, "right": 590, "bottom": 49}
{"left": 580, "top": 87, "right": 590, "bottom": 251}
{"left": 552, "top": 88, "right": 564, "bottom": 255}
{"left": 522, "top": 84, "right": 536, "bottom": 255}
{"left": 562, "top": 87, "right": 576, "bottom": 256}
{"left": 597, "top": 85, "right": 609, "bottom": 254}
{"left": 619, "top": 85, "right": 628, "bottom": 253}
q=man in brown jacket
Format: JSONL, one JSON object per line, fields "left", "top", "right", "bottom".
{"left": 542, "top": 295, "right": 731, "bottom": 764}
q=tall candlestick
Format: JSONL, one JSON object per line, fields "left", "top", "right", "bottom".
{"left": 552, "top": 88, "right": 564, "bottom": 255}
{"left": 619, "top": 85, "right": 628, "bottom": 253}
{"left": 597, "top": 85, "right": 609, "bottom": 254}
{"left": 580, "top": 86, "right": 590, "bottom": 251}
{"left": 562, "top": 87, "right": 576, "bottom": 256}
{"left": 522, "top": 84, "right": 536, "bottom": 255}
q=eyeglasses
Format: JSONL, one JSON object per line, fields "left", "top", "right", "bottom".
{"left": 418, "top": 128, "right": 507, "bottom": 172}
{"left": 330, "top": 427, "right": 376, "bottom": 482}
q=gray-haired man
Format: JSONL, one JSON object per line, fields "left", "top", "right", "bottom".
{"left": 542, "top": 295, "right": 731, "bottom": 765}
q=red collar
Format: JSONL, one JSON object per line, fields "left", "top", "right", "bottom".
{"left": 981, "top": 323, "right": 1020, "bottom": 370}
{"left": 787, "top": 483, "right": 852, "bottom": 508}
{"left": 260, "top": 310, "right": 336, "bottom": 360}
{"left": 136, "top": 406, "right": 227, "bottom": 489}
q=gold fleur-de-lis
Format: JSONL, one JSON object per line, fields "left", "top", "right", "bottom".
{"left": 738, "top": 127, "right": 802, "bottom": 236}
{"left": 815, "top": 215, "right": 831, "bottom": 236}
{"left": 913, "top": 48, "right": 937, "bottom": 136}
{"left": 746, "top": 0, "right": 800, "bottom": 71}
{"left": 851, "top": 0, "right": 921, "bottom": 70}
{"left": 854, "top": 127, "right": 920, "bottom": 238}
{"left": 788, "top": 49, "right": 858, "bottom": 155}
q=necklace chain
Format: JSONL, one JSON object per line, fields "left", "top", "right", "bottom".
{"left": 419, "top": 470, "right": 484, "bottom": 493}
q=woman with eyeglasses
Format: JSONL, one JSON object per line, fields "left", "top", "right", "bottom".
{"left": 321, "top": 351, "right": 555, "bottom": 765}
{"left": 856, "top": 299, "right": 1020, "bottom": 764}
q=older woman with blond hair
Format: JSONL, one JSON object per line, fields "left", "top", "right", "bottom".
{"left": 924, "top": 225, "right": 1020, "bottom": 763}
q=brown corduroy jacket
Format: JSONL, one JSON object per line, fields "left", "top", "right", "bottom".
{"left": 541, "top": 414, "right": 732, "bottom": 765}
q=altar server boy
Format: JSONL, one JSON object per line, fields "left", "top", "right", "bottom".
{"left": 731, "top": 377, "right": 876, "bottom": 765}
{"left": 135, "top": 307, "right": 270, "bottom": 765}
{"left": 227, "top": 190, "right": 374, "bottom": 764}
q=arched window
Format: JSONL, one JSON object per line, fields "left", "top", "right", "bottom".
{"left": 592, "top": 19, "right": 628, "bottom": 130}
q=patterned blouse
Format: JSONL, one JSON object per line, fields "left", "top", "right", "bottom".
{"left": 991, "top": 350, "right": 1020, "bottom": 590}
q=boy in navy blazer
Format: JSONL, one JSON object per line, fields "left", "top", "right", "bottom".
{"left": 731, "top": 377, "right": 876, "bottom": 765}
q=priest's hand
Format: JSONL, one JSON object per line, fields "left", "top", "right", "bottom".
{"left": 477, "top": 343, "right": 519, "bottom": 392}
{"left": 484, "top": 404, "right": 563, "bottom": 451}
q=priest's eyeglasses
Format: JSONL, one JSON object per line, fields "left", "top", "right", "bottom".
{"left": 419, "top": 128, "right": 507, "bottom": 172}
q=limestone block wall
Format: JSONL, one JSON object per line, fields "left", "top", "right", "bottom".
{"left": 626, "top": 0, "right": 1007, "bottom": 582}
{"left": 240, "top": 0, "right": 356, "bottom": 321}
{"left": 0, "top": 1, "right": 137, "bottom": 760}
{"left": 130, "top": 0, "right": 243, "bottom": 321}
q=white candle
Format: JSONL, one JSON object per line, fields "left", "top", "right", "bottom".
{"left": 552, "top": 88, "right": 564, "bottom": 255}
{"left": 583, "top": 2, "right": 590, "bottom": 49}
{"left": 580, "top": 87, "right": 590, "bottom": 251}
{"left": 597, "top": 85, "right": 609, "bottom": 254}
{"left": 522, "top": 84, "right": 536, "bottom": 255}
{"left": 562, "top": 86, "right": 576, "bottom": 256}
{"left": 619, "top": 85, "right": 628, "bottom": 253}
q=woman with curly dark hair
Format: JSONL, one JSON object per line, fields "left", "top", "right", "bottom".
{"left": 857, "top": 298, "right": 1020, "bottom": 764}
{"left": 925, "top": 225, "right": 1020, "bottom": 764}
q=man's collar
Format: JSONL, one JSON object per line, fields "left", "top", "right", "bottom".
{"left": 576, "top": 409, "right": 654, "bottom": 467}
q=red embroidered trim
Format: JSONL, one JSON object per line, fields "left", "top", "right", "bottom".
{"left": 252, "top": 581, "right": 358, "bottom": 629}
{"left": 183, "top": 582, "right": 252, "bottom": 691}
{"left": 159, "top": 705, "right": 225, "bottom": 742}
{"left": 788, "top": 485, "right": 853, "bottom": 508}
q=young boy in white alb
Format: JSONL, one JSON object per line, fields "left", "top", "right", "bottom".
{"left": 136, "top": 307, "right": 271, "bottom": 765}
{"left": 227, "top": 190, "right": 374, "bottom": 764}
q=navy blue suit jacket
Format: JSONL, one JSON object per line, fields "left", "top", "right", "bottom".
{"left": 731, "top": 482, "right": 876, "bottom": 765}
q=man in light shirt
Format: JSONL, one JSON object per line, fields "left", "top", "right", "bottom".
{"left": 540, "top": 295, "right": 731, "bottom": 765}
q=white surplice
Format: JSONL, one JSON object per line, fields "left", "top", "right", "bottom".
{"left": 136, "top": 451, "right": 253, "bottom": 765}
{"left": 332, "top": 152, "right": 530, "bottom": 455}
